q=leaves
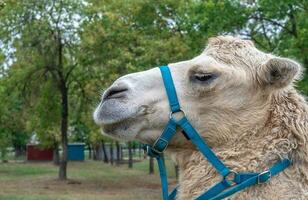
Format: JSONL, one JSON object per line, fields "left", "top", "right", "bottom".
{"left": 0, "top": 0, "right": 307, "bottom": 154}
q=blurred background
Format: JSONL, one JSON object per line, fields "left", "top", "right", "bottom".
{"left": 0, "top": 0, "right": 307, "bottom": 200}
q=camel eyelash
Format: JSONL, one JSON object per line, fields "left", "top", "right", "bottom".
{"left": 188, "top": 65, "right": 221, "bottom": 85}
{"left": 189, "top": 70, "right": 219, "bottom": 83}
{"left": 195, "top": 73, "right": 218, "bottom": 82}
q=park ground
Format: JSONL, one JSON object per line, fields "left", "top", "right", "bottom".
{"left": 0, "top": 159, "right": 176, "bottom": 200}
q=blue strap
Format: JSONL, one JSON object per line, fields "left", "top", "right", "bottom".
{"left": 159, "top": 66, "right": 181, "bottom": 113}
{"left": 207, "top": 159, "right": 291, "bottom": 200}
{"left": 195, "top": 172, "right": 259, "bottom": 199}
{"left": 177, "top": 117, "right": 230, "bottom": 177}
{"left": 197, "top": 159, "right": 291, "bottom": 199}
{"left": 152, "top": 119, "right": 177, "bottom": 153}
{"left": 157, "top": 155, "right": 169, "bottom": 200}
{"left": 196, "top": 180, "right": 232, "bottom": 200}
{"left": 148, "top": 150, "right": 178, "bottom": 200}
{"left": 143, "top": 119, "right": 177, "bottom": 200}
{"left": 169, "top": 186, "right": 178, "bottom": 200}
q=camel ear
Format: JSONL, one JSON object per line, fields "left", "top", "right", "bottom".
{"left": 258, "top": 57, "right": 301, "bottom": 89}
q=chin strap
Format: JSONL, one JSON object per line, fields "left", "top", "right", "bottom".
{"left": 143, "top": 66, "right": 291, "bottom": 200}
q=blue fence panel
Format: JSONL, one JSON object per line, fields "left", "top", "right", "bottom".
{"left": 68, "top": 143, "right": 85, "bottom": 161}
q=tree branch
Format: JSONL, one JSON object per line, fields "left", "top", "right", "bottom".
{"left": 64, "top": 63, "right": 78, "bottom": 82}
{"left": 288, "top": 5, "right": 298, "bottom": 38}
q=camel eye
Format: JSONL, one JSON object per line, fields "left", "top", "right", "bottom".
{"left": 194, "top": 73, "right": 217, "bottom": 83}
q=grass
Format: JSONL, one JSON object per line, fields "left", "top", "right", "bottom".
{"left": 0, "top": 159, "right": 176, "bottom": 200}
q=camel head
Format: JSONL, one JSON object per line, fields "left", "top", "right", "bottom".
{"left": 94, "top": 36, "right": 302, "bottom": 149}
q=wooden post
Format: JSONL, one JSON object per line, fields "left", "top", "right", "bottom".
{"left": 149, "top": 157, "right": 154, "bottom": 174}
{"left": 116, "top": 142, "right": 120, "bottom": 165}
{"left": 110, "top": 142, "right": 114, "bottom": 165}
{"left": 128, "top": 142, "right": 133, "bottom": 168}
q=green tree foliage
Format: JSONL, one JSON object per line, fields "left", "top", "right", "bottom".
{"left": 0, "top": 77, "right": 29, "bottom": 160}
{"left": 81, "top": 0, "right": 307, "bottom": 93}
{"left": 0, "top": 0, "right": 87, "bottom": 179}
{"left": 241, "top": 0, "right": 307, "bottom": 93}
{"left": 80, "top": 0, "right": 248, "bottom": 83}
{"left": 26, "top": 80, "right": 61, "bottom": 148}
{"left": 0, "top": 0, "right": 306, "bottom": 171}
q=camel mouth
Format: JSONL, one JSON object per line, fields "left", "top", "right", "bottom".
{"left": 94, "top": 109, "right": 143, "bottom": 141}
{"left": 93, "top": 98, "right": 140, "bottom": 127}
{"left": 101, "top": 120, "right": 130, "bottom": 135}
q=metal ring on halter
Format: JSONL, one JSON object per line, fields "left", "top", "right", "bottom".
{"left": 169, "top": 109, "right": 186, "bottom": 121}
{"left": 223, "top": 170, "right": 237, "bottom": 186}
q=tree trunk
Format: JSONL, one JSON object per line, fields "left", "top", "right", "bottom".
{"left": 88, "top": 144, "right": 92, "bottom": 159}
{"left": 110, "top": 142, "right": 114, "bottom": 165}
{"left": 0, "top": 148, "right": 8, "bottom": 163}
{"left": 143, "top": 148, "right": 147, "bottom": 159}
{"left": 53, "top": 143, "right": 60, "bottom": 165}
{"left": 132, "top": 143, "right": 135, "bottom": 155}
{"left": 97, "top": 142, "right": 103, "bottom": 160}
{"left": 149, "top": 157, "right": 154, "bottom": 174}
{"left": 93, "top": 142, "right": 102, "bottom": 160}
{"left": 304, "top": 58, "right": 308, "bottom": 71}
{"left": 14, "top": 145, "right": 25, "bottom": 158}
{"left": 56, "top": 29, "right": 69, "bottom": 181}
{"left": 138, "top": 144, "right": 142, "bottom": 160}
{"left": 128, "top": 142, "right": 133, "bottom": 168}
{"left": 58, "top": 83, "right": 68, "bottom": 180}
{"left": 102, "top": 140, "right": 109, "bottom": 163}
{"left": 116, "top": 141, "right": 120, "bottom": 165}
{"left": 93, "top": 144, "right": 98, "bottom": 160}
{"left": 120, "top": 146, "right": 123, "bottom": 161}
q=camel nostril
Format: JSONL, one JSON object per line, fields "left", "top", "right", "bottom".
{"left": 103, "top": 86, "right": 129, "bottom": 100}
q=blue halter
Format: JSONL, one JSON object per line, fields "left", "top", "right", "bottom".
{"left": 144, "top": 65, "right": 291, "bottom": 200}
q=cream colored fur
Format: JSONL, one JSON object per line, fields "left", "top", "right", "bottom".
{"left": 169, "top": 89, "right": 308, "bottom": 199}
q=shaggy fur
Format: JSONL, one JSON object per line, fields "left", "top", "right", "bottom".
{"left": 169, "top": 89, "right": 308, "bottom": 199}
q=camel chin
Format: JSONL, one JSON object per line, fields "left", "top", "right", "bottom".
{"left": 94, "top": 99, "right": 143, "bottom": 140}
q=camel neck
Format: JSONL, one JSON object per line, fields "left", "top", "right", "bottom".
{"left": 169, "top": 128, "right": 281, "bottom": 174}
{"left": 165, "top": 90, "right": 307, "bottom": 199}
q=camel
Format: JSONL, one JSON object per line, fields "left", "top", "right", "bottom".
{"left": 94, "top": 36, "right": 308, "bottom": 199}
